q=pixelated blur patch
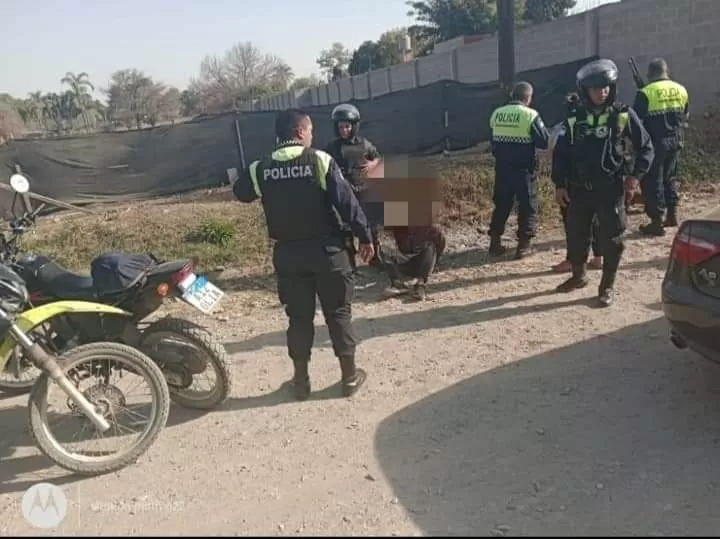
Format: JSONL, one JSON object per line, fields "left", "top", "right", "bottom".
{"left": 363, "top": 157, "right": 444, "bottom": 227}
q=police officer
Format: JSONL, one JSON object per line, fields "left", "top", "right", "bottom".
{"left": 633, "top": 58, "right": 690, "bottom": 235}
{"left": 324, "top": 104, "right": 383, "bottom": 269}
{"left": 488, "top": 81, "right": 550, "bottom": 259}
{"left": 234, "top": 108, "right": 374, "bottom": 400}
{"left": 553, "top": 59, "right": 655, "bottom": 306}
{"left": 551, "top": 93, "right": 602, "bottom": 273}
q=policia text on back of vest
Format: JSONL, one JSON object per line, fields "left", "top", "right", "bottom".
{"left": 489, "top": 102, "right": 549, "bottom": 170}
{"left": 233, "top": 142, "right": 372, "bottom": 246}
{"left": 632, "top": 79, "right": 689, "bottom": 150}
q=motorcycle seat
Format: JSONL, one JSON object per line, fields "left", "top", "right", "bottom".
{"left": 36, "top": 262, "right": 97, "bottom": 300}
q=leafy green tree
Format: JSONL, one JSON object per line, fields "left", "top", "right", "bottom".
{"left": 316, "top": 42, "right": 352, "bottom": 77}
{"left": 406, "top": 0, "right": 575, "bottom": 54}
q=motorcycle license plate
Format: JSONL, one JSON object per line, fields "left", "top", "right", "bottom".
{"left": 179, "top": 274, "right": 224, "bottom": 314}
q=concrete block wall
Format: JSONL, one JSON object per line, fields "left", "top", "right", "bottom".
{"left": 598, "top": 0, "right": 720, "bottom": 109}
{"left": 256, "top": 0, "right": 720, "bottom": 112}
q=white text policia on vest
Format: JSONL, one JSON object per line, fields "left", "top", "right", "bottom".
{"left": 263, "top": 165, "right": 314, "bottom": 181}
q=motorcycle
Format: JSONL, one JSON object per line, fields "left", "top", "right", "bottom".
{"left": 0, "top": 258, "right": 170, "bottom": 475}
{"left": 0, "top": 173, "right": 232, "bottom": 410}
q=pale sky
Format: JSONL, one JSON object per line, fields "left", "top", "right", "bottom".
{"left": 1, "top": 0, "right": 617, "bottom": 101}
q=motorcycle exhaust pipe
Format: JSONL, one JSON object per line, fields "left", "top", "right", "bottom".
{"left": 10, "top": 325, "right": 112, "bottom": 432}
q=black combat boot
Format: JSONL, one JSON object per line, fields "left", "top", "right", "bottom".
{"left": 515, "top": 236, "right": 532, "bottom": 259}
{"left": 291, "top": 359, "right": 311, "bottom": 401}
{"left": 664, "top": 207, "right": 678, "bottom": 228}
{"left": 556, "top": 266, "right": 590, "bottom": 293}
{"left": 338, "top": 355, "right": 367, "bottom": 398}
{"left": 598, "top": 271, "right": 617, "bottom": 307}
{"left": 489, "top": 235, "right": 506, "bottom": 257}
{"left": 639, "top": 217, "right": 665, "bottom": 236}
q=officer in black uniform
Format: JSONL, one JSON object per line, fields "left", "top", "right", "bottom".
{"left": 553, "top": 59, "right": 655, "bottom": 306}
{"left": 487, "top": 81, "right": 550, "bottom": 259}
{"left": 234, "top": 108, "right": 374, "bottom": 400}
{"left": 324, "top": 104, "right": 383, "bottom": 269}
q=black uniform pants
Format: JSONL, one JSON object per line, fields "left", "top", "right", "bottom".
{"left": 273, "top": 241, "right": 356, "bottom": 362}
{"left": 489, "top": 165, "right": 538, "bottom": 239}
{"left": 561, "top": 206, "right": 600, "bottom": 259}
{"left": 566, "top": 182, "right": 626, "bottom": 274}
{"left": 641, "top": 146, "right": 680, "bottom": 218}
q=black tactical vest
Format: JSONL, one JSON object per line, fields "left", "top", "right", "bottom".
{"left": 568, "top": 104, "right": 630, "bottom": 186}
{"left": 250, "top": 144, "right": 343, "bottom": 243}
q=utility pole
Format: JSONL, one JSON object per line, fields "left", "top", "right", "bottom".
{"left": 497, "top": 0, "right": 516, "bottom": 96}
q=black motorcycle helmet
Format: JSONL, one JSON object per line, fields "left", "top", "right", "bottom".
{"left": 0, "top": 263, "right": 28, "bottom": 314}
{"left": 576, "top": 58, "right": 619, "bottom": 108}
{"left": 331, "top": 103, "right": 361, "bottom": 138}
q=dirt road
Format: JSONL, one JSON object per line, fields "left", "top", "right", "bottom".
{"left": 3, "top": 194, "right": 720, "bottom": 536}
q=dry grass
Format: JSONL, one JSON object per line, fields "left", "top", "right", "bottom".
{"left": 19, "top": 114, "right": 720, "bottom": 276}
{"left": 22, "top": 193, "right": 272, "bottom": 274}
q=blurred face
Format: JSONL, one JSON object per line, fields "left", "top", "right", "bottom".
{"left": 588, "top": 86, "right": 610, "bottom": 107}
{"left": 337, "top": 121, "right": 353, "bottom": 139}
{"left": 297, "top": 117, "right": 313, "bottom": 147}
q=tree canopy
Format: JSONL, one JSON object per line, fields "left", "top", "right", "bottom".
{"left": 406, "top": 0, "right": 576, "bottom": 51}
{"left": 316, "top": 42, "right": 353, "bottom": 78}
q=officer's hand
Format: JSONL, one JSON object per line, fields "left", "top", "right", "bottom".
{"left": 357, "top": 160, "right": 369, "bottom": 173}
{"left": 555, "top": 188, "right": 570, "bottom": 208}
{"left": 358, "top": 243, "right": 375, "bottom": 263}
{"left": 625, "top": 176, "right": 639, "bottom": 192}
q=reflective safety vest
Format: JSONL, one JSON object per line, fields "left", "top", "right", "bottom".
{"left": 639, "top": 79, "right": 689, "bottom": 146}
{"left": 248, "top": 144, "right": 342, "bottom": 242}
{"left": 489, "top": 102, "right": 541, "bottom": 169}
{"left": 640, "top": 79, "right": 688, "bottom": 117}
{"left": 489, "top": 103, "right": 537, "bottom": 144}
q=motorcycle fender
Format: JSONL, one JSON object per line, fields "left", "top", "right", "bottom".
{"left": 0, "top": 301, "right": 133, "bottom": 370}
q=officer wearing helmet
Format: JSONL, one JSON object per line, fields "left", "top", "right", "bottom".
{"left": 324, "top": 104, "right": 383, "bottom": 268}
{"left": 552, "top": 58, "right": 655, "bottom": 306}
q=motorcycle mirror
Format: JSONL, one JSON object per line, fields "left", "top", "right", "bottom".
{"left": 9, "top": 174, "right": 30, "bottom": 194}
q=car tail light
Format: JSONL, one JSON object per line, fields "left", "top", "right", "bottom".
{"left": 670, "top": 226, "right": 720, "bottom": 267}
{"left": 170, "top": 261, "right": 196, "bottom": 286}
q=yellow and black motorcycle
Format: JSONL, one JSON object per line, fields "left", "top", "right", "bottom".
{"left": 0, "top": 259, "right": 170, "bottom": 475}
{"left": 0, "top": 173, "right": 231, "bottom": 410}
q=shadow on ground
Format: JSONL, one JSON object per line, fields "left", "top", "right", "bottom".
{"left": 373, "top": 317, "right": 720, "bottom": 536}
{"left": 212, "top": 248, "right": 670, "bottom": 308}
{"left": 223, "top": 254, "right": 669, "bottom": 355}
{"left": 223, "top": 289, "right": 597, "bottom": 355}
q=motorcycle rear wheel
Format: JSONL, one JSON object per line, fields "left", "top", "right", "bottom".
{"left": 140, "top": 317, "right": 232, "bottom": 410}
{"left": 28, "top": 342, "right": 170, "bottom": 476}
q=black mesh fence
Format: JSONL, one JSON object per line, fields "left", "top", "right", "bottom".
{"left": 0, "top": 56, "right": 594, "bottom": 211}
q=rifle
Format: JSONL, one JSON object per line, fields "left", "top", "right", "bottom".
{"left": 628, "top": 57, "right": 645, "bottom": 89}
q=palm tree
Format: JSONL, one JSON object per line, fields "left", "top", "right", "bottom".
{"left": 61, "top": 71, "right": 94, "bottom": 132}
{"left": 25, "top": 91, "right": 46, "bottom": 132}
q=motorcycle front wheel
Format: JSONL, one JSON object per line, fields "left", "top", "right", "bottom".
{"left": 28, "top": 342, "right": 170, "bottom": 476}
